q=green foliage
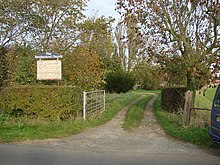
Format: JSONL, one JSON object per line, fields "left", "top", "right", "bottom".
{"left": 0, "top": 86, "right": 82, "bottom": 121}
{"left": 4, "top": 45, "right": 36, "bottom": 86}
{"left": 105, "top": 70, "right": 136, "bottom": 93}
{"left": 0, "top": 0, "right": 31, "bottom": 46}
{"left": 117, "top": 1, "right": 219, "bottom": 91}
{"left": 79, "top": 16, "right": 116, "bottom": 75}
{"left": 153, "top": 95, "right": 213, "bottom": 148}
{"left": 161, "top": 87, "right": 187, "bottom": 112}
{"left": 159, "top": 56, "right": 187, "bottom": 87}
{"left": 123, "top": 96, "right": 152, "bottom": 131}
{"left": 134, "top": 61, "right": 160, "bottom": 90}
{"left": 0, "top": 0, "right": 88, "bottom": 53}
{"left": 0, "top": 91, "right": 141, "bottom": 143}
{"left": 80, "top": 16, "right": 115, "bottom": 59}
{"left": 102, "top": 56, "right": 122, "bottom": 73}
{"left": 0, "top": 47, "right": 8, "bottom": 87}
{"left": 63, "top": 45, "right": 104, "bottom": 90}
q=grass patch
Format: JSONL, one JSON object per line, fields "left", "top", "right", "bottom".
{"left": 193, "top": 87, "right": 216, "bottom": 127}
{"left": 205, "top": 87, "right": 217, "bottom": 101}
{"left": 195, "top": 87, "right": 216, "bottom": 109}
{"left": 0, "top": 92, "right": 141, "bottom": 143}
{"left": 195, "top": 93, "right": 212, "bottom": 109}
{"left": 153, "top": 94, "right": 213, "bottom": 148}
{"left": 123, "top": 95, "right": 153, "bottom": 131}
{"left": 133, "top": 89, "right": 161, "bottom": 94}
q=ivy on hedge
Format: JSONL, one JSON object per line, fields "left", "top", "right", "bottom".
{"left": 161, "top": 87, "right": 188, "bottom": 112}
{"left": 0, "top": 86, "right": 82, "bottom": 121}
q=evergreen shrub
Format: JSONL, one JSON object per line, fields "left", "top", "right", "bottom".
{"left": 105, "top": 70, "right": 135, "bottom": 93}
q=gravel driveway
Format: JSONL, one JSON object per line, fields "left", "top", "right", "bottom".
{"left": 20, "top": 94, "right": 210, "bottom": 154}
{"left": 3, "top": 93, "right": 220, "bottom": 164}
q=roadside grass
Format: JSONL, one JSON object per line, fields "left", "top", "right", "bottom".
{"left": 0, "top": 92, "right": 141, "bottom": 143}
{"left": 153, "top": 94, "right": 213, "bottom": 148}
{"left": 123, "top": 95, "right": 153, "bottom": 131}
{"left": 205, "top": 87, "right": 217, "bottom": 101}
{"left": 193, "top": 87, "right": 216, "bottom": 127}
{"left": 133, "top": 89, "right": 161, "bottom": 94}
{"left": 194, "top": 86, "right": 216, "bottom": 108}
{"left": 195, "top": 93, "right": 212, "bottom": 109}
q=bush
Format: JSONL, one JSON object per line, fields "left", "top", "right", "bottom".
{"left": 0, "top": 86, "right": 82, "bottom": 121}
{"left": 105, "top": 70, "right": 135, "bottom": 93}
{"left": 161, "top": 87, "right": 187, "bottom": 112}
{"left": 3, "top": 45, "right": 36, "bottom": 86}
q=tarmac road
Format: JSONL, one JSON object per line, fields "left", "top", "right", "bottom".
{"left": 0, "top": 94, "right": 219, "bottom": 165}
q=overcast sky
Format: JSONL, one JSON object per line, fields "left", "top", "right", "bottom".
{"left": 84, "top": 0, "right": 121, "bottom": 23}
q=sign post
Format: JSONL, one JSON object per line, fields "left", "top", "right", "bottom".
{"left": 35, "top": 52, "right": 63, "bottom": 82}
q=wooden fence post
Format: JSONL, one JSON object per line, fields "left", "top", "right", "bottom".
{"left": 182, "top": 90, "right": 193, "bottom": 127}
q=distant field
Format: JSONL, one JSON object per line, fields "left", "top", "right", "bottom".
{"left": 192, "top": 87, "right": 217, "bottom": 127}
{"left": 195, "top": 87, "right": 217, "bottom": 109}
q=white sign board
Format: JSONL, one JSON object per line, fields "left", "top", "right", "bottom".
{"left": 37, "top": 60, "right": 62, "bottom": 80}
{"left": 35, "top": 52, "right": 62, "bottom": 59}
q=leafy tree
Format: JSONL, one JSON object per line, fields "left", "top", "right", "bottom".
{"left": 0, "top": 0, "right": 88, "bottom": 52}
{"left": 159, "top": 55, "right": 187, "bottom": 87}
{"left": 117, "top": 0, "right": 220, "bottom": 91}
{"left": 134, "top": 61, "right": 160, "bottom": 90}
{"left": 0, "top": 0, "right": 31, "bottom": 47}
{"left": 0, "top": 47, "right": 8, "bottom": 87}
{"left": 0, "top": 0, "right": 33, "bottom": 86}
{"left": 79, "top": 16, "right": 115, "bottom": 72}
{"left": 15, "top": 46, "right": 36, "bottom": 85}
{"left": 63, "top": 45, "right": 104, "bottom": 90}
{"left": 102, "top": 56, "right": 122, "bottom": 73}
{"left": 4, "top": 45, "right": 36, "bottom": 86}
{"left": 114, "top": 17, "right": 143, "bottom": 72}
{"left": 28, "top": 0, "right": 88, "bottom": 52}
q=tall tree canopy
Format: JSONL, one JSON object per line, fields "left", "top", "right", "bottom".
{"left": 117, "top": 0, "right": 220, "bottom": 90}
{"left": 114, "top": 17, "right": 143, "bottom": 72}
{"left": 29, "top": 0, "right": 88, "bottom": 52}
{"left": 79, "top": 16, "right": 115, "bottom": 70}
{"left": 0, "top": 0, "right": 88, "bottom": 52}
{"left": 0, "top": 0, "right": 31, "bottom": 47}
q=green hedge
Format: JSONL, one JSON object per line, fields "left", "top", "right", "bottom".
{"left": 161, "top": 87, "right": 187, "bottom": 112}
{"left": 0, "top": 86, "right": 82, "bottom": 121}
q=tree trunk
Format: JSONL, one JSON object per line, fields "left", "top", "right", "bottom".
{"left": 186, "top": 72, "right": 195, "bottom": 92}
{"left": 182, "top": 90, "right": 193, "bottom": 127}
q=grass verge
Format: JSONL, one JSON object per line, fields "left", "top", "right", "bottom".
{"left": 123, "top": 95, "right": 153, "bottom": 131}
{"left": 0, "top": 92, "right": 141, "bottom": 143}
{"left": 153, "top": 94, "right": 213, "bottom": 148}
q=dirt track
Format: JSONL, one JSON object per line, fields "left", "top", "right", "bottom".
{"left": 4, "top": 93, "right": 219, "bottom": 165}
{"left": 20, "top": 94, "right": 201, "bottom": 155}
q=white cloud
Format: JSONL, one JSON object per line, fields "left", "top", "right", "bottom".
{"left": 85, "top": 0, "right": 120, "bottom": 20}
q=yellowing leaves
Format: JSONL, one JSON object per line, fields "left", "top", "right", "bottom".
{"left": 63, "top": 45, "right": 104, "bottom": 90}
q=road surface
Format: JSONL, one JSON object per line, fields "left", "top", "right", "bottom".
{"left": 0, "top": 94, "right": 219, "bottom": 165}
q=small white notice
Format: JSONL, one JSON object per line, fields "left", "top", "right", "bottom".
{"left": 37, "top": 60, "right": 62, "bottom": 80}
